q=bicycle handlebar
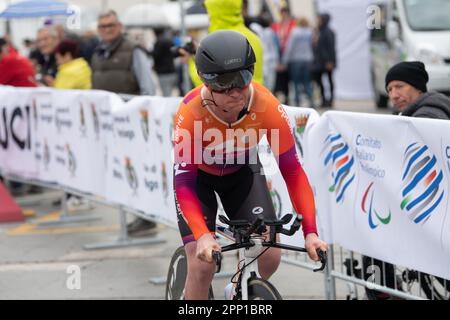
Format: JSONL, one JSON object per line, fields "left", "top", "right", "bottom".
{"left": 212, "top": 213, "right": 327, "bottom": 273}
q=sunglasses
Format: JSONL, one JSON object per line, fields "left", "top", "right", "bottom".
{"left": 98, "top": 23, "right": 119, "bottom": 30}
{"left": 207, "top": 83, "right": 251, "bottom": 94}
{"left": 201, "top": 69, "right": 253, "bottom": 94}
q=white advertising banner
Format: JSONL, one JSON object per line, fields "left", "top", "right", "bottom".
{"left": 0, "top": 87, "right": 38, "bottom": 179}
{"left": 1, "top": 86, "right": 449, "bottom": 281}
{"left": 104, "top": 96, "right": 181, "bottom": 225}
{"left": 309, "top": 111, "right": 450, "bottom": 280}
{"left": 31, "top": 88, "right": 57, "bottom": 184}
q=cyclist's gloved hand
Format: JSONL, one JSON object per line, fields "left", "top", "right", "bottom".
{"left": 305, "top": 233, "right": 328, "bottom": 262}
{"left": 196, "top": 233, "right": 221, "bottom": 263}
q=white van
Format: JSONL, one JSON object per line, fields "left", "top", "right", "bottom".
{"left": 370, "top": 0, "right": 450, "bottom": 108}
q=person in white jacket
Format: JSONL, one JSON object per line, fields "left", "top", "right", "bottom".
{"left": 250, "top": 17, "right": 279, "bottom": 93}
{"left": 281, "top": 18, "right": 315, "bottom": 108}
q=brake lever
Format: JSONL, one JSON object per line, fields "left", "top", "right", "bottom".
{"left": 212, "top": 250, "right": 222, "bottom": 274}
{"left": 313, "top": 249, "right": 327, "bottom": 272}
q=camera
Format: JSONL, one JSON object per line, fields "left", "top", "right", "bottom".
{"left": 171, "top": 40, "right": 196, "bottom": 58}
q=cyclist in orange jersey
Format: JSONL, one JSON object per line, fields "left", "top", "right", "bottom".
{"left": 173, "top": 30, "right": 328, "bottom": 300}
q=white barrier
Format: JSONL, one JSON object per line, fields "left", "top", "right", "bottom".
{"left": 1, "top": 86, "right": 449, "bottom": 282}
{"left": 308, "top": 112, "right": 450, "bottom": 281}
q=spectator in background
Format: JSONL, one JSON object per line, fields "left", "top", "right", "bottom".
{"left": 91, "top": 10, "right": 157, "bottom": 237}
{"left": 0, "top": 37, "right": 37, "bottom": 195}
{"left": 22, "top": 38, "right": 36, "bottom": 58}
{"left": 250, "top": 14, "right": 279, "bottom": 93}
{"left": 312, "top": 13, "right": 336, "bottom": 108}
{"left": 386, "top": 61, "right": 450, "bottom": 119}
{"left": 152, "top": 28, "right": 177, "bottom": 97}
{"left": 0, "top": 37, "right": 36, "bottom": 87}
{"left": 31, "top": 27, "right": 59, "bottom": 86}
{"left": 45, "top": 39, "right": 93, "bottom": 210}
{"left": 91, "top": 10, "right": 156, "bottom": 96}
{"left": 281, "top": 17, "right": 314, "bottom": 108}
{"left": 272, "top": 6, "right": 297, "bottom": 104}
{"left": 79, "top": 30, "right": 100, "bottom": 65}
{"left": 46, "top": 39, "right": 92, "bottom": 90}
{"left": 185, "top": 0, "right": 264, "bottom": 88}
{"left": 43, "top": 19, "right": 99, "bottom": 64}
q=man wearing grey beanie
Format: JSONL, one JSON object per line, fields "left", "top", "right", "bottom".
{"left": 385, "top": 61, "right": 450, "bottom": 119}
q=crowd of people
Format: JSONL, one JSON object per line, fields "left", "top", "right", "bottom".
{"left": 0, "top": 1, "right": 338, "bottom": 236}
{"left": 0, "top": 3, "right": 337, "bottom": 108}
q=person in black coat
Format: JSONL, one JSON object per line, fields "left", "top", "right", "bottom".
{"left": 312, "top": 13, "right": 336, "bottom": 108}
{"left": 152, "top": 28, "right": 177, "bottom": 97}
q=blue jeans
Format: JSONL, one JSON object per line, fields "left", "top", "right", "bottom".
{"left": 288, "top": 61, "right": 313, "bottom": 107}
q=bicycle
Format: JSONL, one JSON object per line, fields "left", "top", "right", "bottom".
{"left": 165, "top": 213, "right": 327, "bottom": 300}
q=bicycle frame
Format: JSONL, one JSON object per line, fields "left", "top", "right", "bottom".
{"left": 230, "top": 237, "right": 263, "bottom": 300}
{"left": 215, "top": 214, "right": 327, "bottom": 300}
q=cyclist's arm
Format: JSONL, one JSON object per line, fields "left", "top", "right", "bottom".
{"left": 264, "top": 104, "right": 318, "bottom": 238}
{"left": 173, "top": 101, "right": 210, "bottom": 240}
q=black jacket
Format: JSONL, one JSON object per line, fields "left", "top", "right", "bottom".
{"left": 312, "top": 13, "right": 336, "bottom": 71}
{"left": 402, "top": 92, "right": 450, "bottom": 120}
{"left": 152, "top": 36, "right": 175, "bottom": 75}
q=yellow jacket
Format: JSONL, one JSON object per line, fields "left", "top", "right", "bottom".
{"left": 54, "top": 58, "right": 92, "bottom": 90}
{"left": 189, "top": 0, "right": 264, "bottom": 87}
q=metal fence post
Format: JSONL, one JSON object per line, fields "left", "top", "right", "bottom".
{"left": 324, "top": 244, "right": 337, "bottom": 300}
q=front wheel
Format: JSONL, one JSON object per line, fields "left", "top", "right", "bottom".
{"left": 165, "top": 246, "right": 188, "bottom": 300}
{"left": 247, "top": 278, "right": 282, "bottom": 300}
{"left": 165, "top": 246, "right": 214, "bottom": 300}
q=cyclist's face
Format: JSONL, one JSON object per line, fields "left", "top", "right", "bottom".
{"left": 209, "top": 86, "right": 250, "bottom": 117}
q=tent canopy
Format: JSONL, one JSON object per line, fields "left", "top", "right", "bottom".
{"left": 0, "top": 0, "right": 73, "bottom": 19}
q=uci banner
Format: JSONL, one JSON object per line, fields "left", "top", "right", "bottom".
{"left": 0, "top": 87, "right": 39, "bottom": 179}
{"left": 308, "top": 111, "right": 450, "bottom": 280}
{"left": 104, "top": 96, "right": 180, "bottom": 226}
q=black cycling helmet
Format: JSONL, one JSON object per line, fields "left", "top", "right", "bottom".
{"left": 195, "top": 30, "right": 256, "bottom": 92}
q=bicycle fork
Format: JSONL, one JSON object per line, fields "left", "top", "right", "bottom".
{"left": 237, "top": 238, "right": 264, "bottom": 300}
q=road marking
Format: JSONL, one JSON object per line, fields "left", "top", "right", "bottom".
{"left": 22, "top": 209, "right": 36, "bottom": 218}
{"left": 6, "top": 211, "right": 118, "bottom": 236}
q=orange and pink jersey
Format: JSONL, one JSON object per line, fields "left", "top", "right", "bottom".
{"left": 173, "top": 82, "right": 317, "bottom": 240}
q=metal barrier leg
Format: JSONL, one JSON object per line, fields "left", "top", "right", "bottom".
{"left": 83, "top": 208, "right": 165, "bottom": 250}
{"left": 324, "top": 244, "right": 337, "bottom": 300}
{"left": 38, "top": 192, "right": 101, "bottom": 226}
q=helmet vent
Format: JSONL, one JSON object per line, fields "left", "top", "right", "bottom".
{"left": 201, "top": 50, "right": 215, "bottom": 63}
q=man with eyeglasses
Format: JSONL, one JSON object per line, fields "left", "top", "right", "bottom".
{"left": 91, "top": 10, "right": 155, "bottom": 97}
{"left": 91, "top": 10, "right": 157, "bottom": 237}
{"left": 173, "top": 30, "right": 328, "bottom": 300}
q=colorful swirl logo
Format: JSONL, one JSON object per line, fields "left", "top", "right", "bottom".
{"left": 322, "top": 133, "right": 355, "bottom": 203}
{"left": 401, "top": 142, "right": 445, "bottom": 224}
{"left": 362, "top": 182, "right": 391, "bottom": 229}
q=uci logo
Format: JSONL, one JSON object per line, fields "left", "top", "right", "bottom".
{"left": 252, "top": 207, "right": 264, "bottom": 215}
